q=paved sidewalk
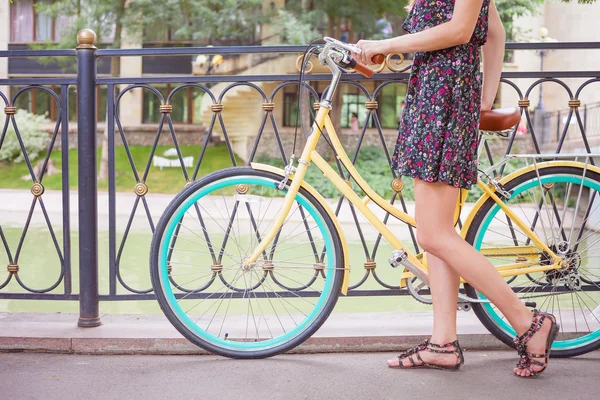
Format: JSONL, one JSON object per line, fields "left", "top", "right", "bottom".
{"left": 2, "top": 351, "right": 599, "bottom": 400}
{"left": 0, "top": 311, "right": 507, "bottom": 354}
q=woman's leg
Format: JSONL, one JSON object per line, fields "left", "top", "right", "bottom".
{"left": 411, "top": 180, "right": 552, "bottom": 376}
{"left": 388, "top": 181, "right": 462, "bottom": 368}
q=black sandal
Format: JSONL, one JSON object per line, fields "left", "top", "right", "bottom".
{"left": 392, "top": 339, "right": 464, "bottom": 371}
{"left": 513, "top": 309, "right": 560, "bottom": 378}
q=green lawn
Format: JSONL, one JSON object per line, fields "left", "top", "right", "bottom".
{"left": 0, "top": 144, "right": 243, "bottom": 194}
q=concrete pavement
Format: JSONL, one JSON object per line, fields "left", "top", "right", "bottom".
{"left": 0, "top": 311, "right": 508, "bottom": 354}
{"left": 2, "top": 351, "right": 599, "bottom": 400}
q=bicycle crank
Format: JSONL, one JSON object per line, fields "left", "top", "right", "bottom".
{"left": 389, "top": 250, "right": 491, "bottom": 309}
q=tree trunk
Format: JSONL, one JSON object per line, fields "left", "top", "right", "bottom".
{"left": 333, "top": 16, "right": 340, "bottom": 39}
{"left": 327, "top": 15, "right": 335, "bottom": 37}
{"left": 98, "top": 0, "right": 126, "bottom": 182}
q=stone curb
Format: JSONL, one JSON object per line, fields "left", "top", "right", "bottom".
{"left": 0, "top": 334, "right": 511, "bottom": 355}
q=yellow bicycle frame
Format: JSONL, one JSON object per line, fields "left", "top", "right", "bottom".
{"left": 246, "top": 106, "right": 565, "bottom": 292}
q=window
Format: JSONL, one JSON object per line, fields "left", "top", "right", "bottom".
{"left": 11, "top": 0, "right": 34, "bottom": 42}
{"left": 11, "top": 0, "right": 80, "bottom": 43}
{"left": 143, "top": 87, "right": 168, "bottom": 124}
{"left": 341, "top": 90, "right": 368, "bottom": 129}
{"left": 11, "top": 85, "right": 97, "bottom": 123}
{"left": 340, "top": 83, "right": 407, "bottom": 130}
{"left": 35, "top": 0, "right": 53, "bottom": 41}
{"left": 283, "top": 91, "right": 298, "bottom": 127}
{"left": 12, "top": 85, "right": 56, "bottom": 119}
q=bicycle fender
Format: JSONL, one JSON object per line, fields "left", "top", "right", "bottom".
{"left": 460, "top": 160, "right": 600, "bottom": 238}
{"left": 250, "top": 162, "right": 351, "bottom": 295}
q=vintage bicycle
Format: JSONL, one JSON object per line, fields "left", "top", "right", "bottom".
{"left": 150, "top": 38, "right": 600, "bottom": 359}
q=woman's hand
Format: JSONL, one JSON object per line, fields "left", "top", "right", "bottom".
{"left": 352, "top": 39, "right": 391, "bottom": 65}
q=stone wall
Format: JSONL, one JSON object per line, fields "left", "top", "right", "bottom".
{"left": 48, "top": 124, "right": 209, "bottom": 150}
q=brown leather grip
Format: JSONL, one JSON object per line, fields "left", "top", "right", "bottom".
{"left": 372, "top": 54, "right": 385, "bottom": 64}
{"left": 353, "top": 61, "right": 374, "bottom": 78}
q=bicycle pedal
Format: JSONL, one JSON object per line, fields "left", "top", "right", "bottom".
{"left": 388, "top": 250, "right": 407, "bottom": 268}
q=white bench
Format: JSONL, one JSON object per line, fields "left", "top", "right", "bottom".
{"left": 152, "top": 155, "right": 194, "bottom": 171}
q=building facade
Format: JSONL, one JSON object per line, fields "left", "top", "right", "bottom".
{"left": 2, "top": 1, "right": 598, "bottom": 160}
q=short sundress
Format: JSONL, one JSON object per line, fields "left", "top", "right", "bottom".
{"left": 391, "top": 0, "right": 491, "bottom": 189}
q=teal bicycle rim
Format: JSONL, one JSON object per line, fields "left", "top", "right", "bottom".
{"left": 474, "top": 173, "right": 600, "bottom": 350}
{"left": 158, "top": 176, "right": 336, "bottom": 351}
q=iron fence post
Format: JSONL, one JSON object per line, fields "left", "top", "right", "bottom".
{"left": 76, "top": 29, "right": 101, "bottom": 328}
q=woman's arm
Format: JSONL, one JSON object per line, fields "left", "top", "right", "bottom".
{"left": 353, "top": 0, "right": 484, "bottom": 65}
{"left": 481, "top": 0, "right": 505, "bottom": 110}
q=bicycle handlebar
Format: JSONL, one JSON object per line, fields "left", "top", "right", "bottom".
{"left": 321, "top": 37, "right": 385, "bottom": 78}
{"left": 348, "top": 58, "right": 375, "bottom": 78}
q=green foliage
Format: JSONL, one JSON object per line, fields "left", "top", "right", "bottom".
{"left": 130, "top": 0, "right": 264, "bottom": 43}
{"left": 272, "top": 9, "right": 322, "bottom": 45}
{"left": 495, "top": 0, "right": 544, "bottom": 42}
{"left": 255, "top": 145, "right": 533, "bottom": 202}
{"left": 34, "top": 0, "right": 123, "bottom": 48}
{"left": 0, "top": 110, "right": 50, "bottom": 164}
{"left": 33, "top": 0, "right": 266, "bottom": 56}
{"left": 256, "top": 146, "right": 401, "bottom": 199}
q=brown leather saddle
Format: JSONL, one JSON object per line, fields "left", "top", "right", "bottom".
{"left": 480, "top": 107, "right": 521, "bottom": 133}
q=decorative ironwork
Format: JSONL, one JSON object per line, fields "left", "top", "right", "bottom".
{"left": 262, "top": 102, "right": 275, "bottom": 112}
{"left": 1, "top": 39, "right": 599, "bottom": 311}
{"left": 7, "top": 264, "right": 18, "bottom": 274}
{"left": 313, "top": 263, "right": 325, "bottom": 271}
{"left": 159, "top": 104, "right": 172, "bottom": 114}
{"left": 262, "top": 261, "right": 274, "bottom": 271}
{"left": 134, "top": 183, "right": 148, "bottom": 197}
{"left": 76, "top": 28, "right": 97, "bottom": 49}
{"left": 295, "top": 54, "right": 314, "bottom": 73}
{"left": 364, "top": 261, "right": 376, "bottom": 270}
{"left": 391, "top": 179, "right": 404, "bottom": 193}
{"left": 236, "top": 184, "right": 249, "bottom": 194}
{"left": 365, "top": 101, "right": 378, "bottom": 110}
{"left": 30, "top": 183, "right": 44, "bottom": 197}
{"left": 385, "top": 53, "right": 406, "bottom": 72}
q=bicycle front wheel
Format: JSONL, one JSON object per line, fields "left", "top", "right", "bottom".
{"left": 465, "top": 164, "right": 600, "bottom": 357}
{"left": 150, "top": 167, "right": 344, "bottom": 358}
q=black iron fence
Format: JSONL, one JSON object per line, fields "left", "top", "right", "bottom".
{"left": 1, "top": 30, "right": 600, "bottom": 326}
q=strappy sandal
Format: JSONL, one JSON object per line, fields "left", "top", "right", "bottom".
{"left": 392, "top": 339, "right": 464, "bottom": 371}
{"left": 513, "top": 309, "right": 560, "bottom": 378}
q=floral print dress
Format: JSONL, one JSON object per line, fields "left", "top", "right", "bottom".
{"left": 391, "top": 0, "right": 491, "bottom": 189}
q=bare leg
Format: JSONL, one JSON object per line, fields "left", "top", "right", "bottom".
{"left": 407, "top": 180, "right": 552, "bottom": 377}
{"left": 387, "top": 182, "right": 462, "bottom": 368}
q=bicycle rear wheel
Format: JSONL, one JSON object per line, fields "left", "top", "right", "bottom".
{"left": 465, "top": 164, "right": 600, "bottom": 357}
{"left": 150, "top": 167, "right": 344, "bottom": 358}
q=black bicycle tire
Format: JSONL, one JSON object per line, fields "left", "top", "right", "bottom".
{"left": 464, "top": 165, "right": 600, "bottom": 358}
{"left": 150, "top": 166, "right": 345, "bottom": 359}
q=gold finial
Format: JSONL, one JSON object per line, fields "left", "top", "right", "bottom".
{"left": 77, "top": 29, "right": 97, "bottom": 49}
